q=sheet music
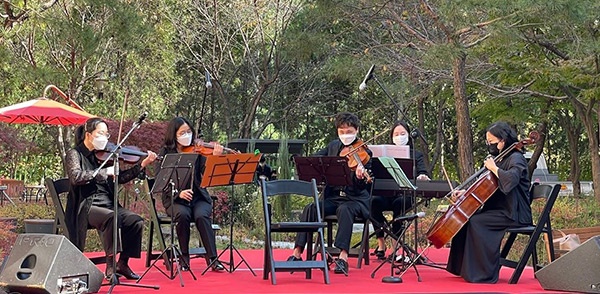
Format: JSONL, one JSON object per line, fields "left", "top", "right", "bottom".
{"left": 368, "top": 144, "right": 410, "bottom": 158}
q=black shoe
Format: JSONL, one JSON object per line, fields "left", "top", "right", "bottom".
{"left": 210, "top": 258, "right": 225, "bottom": 272}
{"left": 286, "top": 255, "right": 302, "bottom": 262}
{"left": 333, "top": 258, "right": 348, "bottom": 274}
{"left": 116, "top": 263, "right": 140, "bottom": 280}
{"left": 105, "top": 265, "right": 122, "bottom": 281}
{"left": 180, "top": 255, "right": 190, "bottom": 272}
{"left": 371, "top": 248, "right": 386, "bottom": 260}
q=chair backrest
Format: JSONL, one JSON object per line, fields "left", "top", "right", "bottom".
{"left": 260, "top": 179, "right": 322, "bottom": 225}
{"left": 531, "top": 183, "right": 561, "bottom": 226}
{"left": 45, "top": 177, "right": 71, "bottom": 238}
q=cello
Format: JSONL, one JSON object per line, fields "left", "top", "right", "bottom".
{"left": 426, "top": 131, "right": 539, "bottom": 249}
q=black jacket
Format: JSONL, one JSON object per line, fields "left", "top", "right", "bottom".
{"left": 64, "top": 143, "right": 142, "bottom": 250}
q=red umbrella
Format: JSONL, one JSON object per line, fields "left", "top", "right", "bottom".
{"left": 0, "top": 97, "right": 95, "bottom": 126}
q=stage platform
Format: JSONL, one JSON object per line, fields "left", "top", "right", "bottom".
{"left": 84, "top": 247, "right": 564, "bottom": 294}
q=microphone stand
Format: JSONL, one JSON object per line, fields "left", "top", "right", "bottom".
{"left": 92, "top": 116, "right": 159, "bottom": 293}
{"left": 369, "top": 73, "right": 428, "bottom": 268}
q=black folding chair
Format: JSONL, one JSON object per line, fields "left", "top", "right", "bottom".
{"left": 261, "top": 179, "right": 329, "bottom": 285}
{"left": 500, "top": 183, "right": 561, "bottom": 284}
{"left": 45, "top": 177, "right": 105, "bottom": 265}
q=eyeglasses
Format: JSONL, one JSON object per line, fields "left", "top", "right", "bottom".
{"left": 95, "top": 132, "right": 111, "bottom": 139}
{"left": 177, "top": 130, "right": 193, "bottom": 137}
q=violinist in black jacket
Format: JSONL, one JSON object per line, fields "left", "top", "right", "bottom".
{"left": 65, "top": 117, "right": 158, "bottom": 280}
{"left": 287, "top": 112, "right": 372, "bottom": 275}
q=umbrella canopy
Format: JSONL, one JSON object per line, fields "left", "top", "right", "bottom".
{"left": 0, "top": 98, "right": 95, "bottom": 126}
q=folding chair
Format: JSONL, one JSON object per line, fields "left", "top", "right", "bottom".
{"left": 45, "top": 177, "right": 105, "bottom": 265}
{"left": 500, "top": 183, "right": 561, "bottom": 284}
{"left": 144, "top": 177, "right": 213, "bottom": 269}
{"left": 46, "top": 178, "right": 71, "bottom": 239}
{"left": 261, "top": 179, "right": 329, "bottom": 285}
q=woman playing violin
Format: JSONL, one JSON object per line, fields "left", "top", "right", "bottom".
{"left": 446, "top": 121, "right": 532, "bottom": 283}
{"left": 370, "top": 120, "right": 430, "bottom": 261}
{"left": 288, "top": 112, "right": 372, "bottom": 275}
{"left": 155, "top": 117, "right": 225, "bottom": 272}
{"left": 65, "top": 117, "right": 158, "bottom": 281}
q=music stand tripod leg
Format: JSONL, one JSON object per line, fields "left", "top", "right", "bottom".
{"left": 137, "top": 156, "right": 198, "bottom": 286}
{"left": 202, "top": 184, "right": 256, "bottom": 276}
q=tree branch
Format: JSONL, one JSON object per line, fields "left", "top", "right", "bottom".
{"left": 465, "top": 33, "right": 490, "bottom": 48}
{"left": 468, "top": 78, "right": 568, "bottom": 100}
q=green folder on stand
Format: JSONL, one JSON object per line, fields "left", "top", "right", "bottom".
{"left": 376, "top": 157, "right": 416, "bottom": 190}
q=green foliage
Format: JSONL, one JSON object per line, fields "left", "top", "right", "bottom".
{"left": 2, "top": 0, "right": 600, "bottom": 209}
{"left": 0, "top": 203, "right": 55, "bottom": 233}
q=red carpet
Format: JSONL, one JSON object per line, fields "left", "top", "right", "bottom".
{"left": 88, "top": 248, "right": 563, "bottom": 294}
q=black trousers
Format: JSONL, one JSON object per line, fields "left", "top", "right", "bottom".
{"left": 87, "top": 205, "right": 143, "bottom": 258}
{"left": 294, "top": 196, "right": 367, "bottom": 252}
{"left": 370, "top": 195, "right": 414, "bottom": 238}
{"left": 167, "top": 200, "right": 217, "bottom": 261}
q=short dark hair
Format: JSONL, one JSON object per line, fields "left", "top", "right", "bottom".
{"left": 390, "top": 120, "right": 413, "bottom": 147}
{"left": 487, "top": 121, "right": 518, "bottom": 148}
{"left": 334, "top": 112, "right": 360, "bottom": 129}
{"left": 164, "top": 117, "right": 195, "bottom": 151}
{"left": 75, "top": 117, "right": 106, "bottom": 146}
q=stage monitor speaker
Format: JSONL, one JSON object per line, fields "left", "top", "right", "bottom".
{"left": 0, "top": 234, "right": 104, "bottom": 294}
{"left": 535, "top": 235, "right": 600, "bottom": 293}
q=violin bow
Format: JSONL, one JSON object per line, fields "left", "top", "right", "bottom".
{"left": 116, "top": 89, "right": 130, "bottom": 144}
{"left": 440, "top": 141, "right": 456, "bottom": 206}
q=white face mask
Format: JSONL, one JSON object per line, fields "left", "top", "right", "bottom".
{"left": 393, "top": 134, "right": 409, "bottom": 146}
{"left": 339, "top": 133, "right": 356, "bottom": 146}
{"left": 177, "top": 132, "right": 193, "bottom": 146}
{"left": 91, "top": 135, "right": 108, "bottom": 150}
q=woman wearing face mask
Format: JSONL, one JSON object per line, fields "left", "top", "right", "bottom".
{"left": 65, "top": 117, "right": 158, "bottom": 280}
{"left": 288, "top": 112, "right": 372, "bottom": 275}
{"left": 446, "top": 121, "right": 532, "bottom": 283}
{"left": 370, "top": 120, "right": 430, "bottom": 260}
{"left": 155, "top": 117, "right": 225, "bottom": 272}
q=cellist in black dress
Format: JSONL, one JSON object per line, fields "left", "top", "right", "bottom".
{"left": 446, "top": 121, "right": 532, "bottom": 283}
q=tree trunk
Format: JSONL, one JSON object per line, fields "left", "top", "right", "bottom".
{"left": 453, "top": 53, "right": 474, "bottom": 181}
{"left": 560, "top": 112, "right": 582, "bottom": 196}
{"left": 416, "top": 93, "right": 430, "bottom": 168}
{"left": 568, "top": 94, "right": 600, "bottom": 203}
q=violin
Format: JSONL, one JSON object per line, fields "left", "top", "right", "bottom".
{"left": 95, "top": 142, "right": 151, "bottom": 165}
{"left": 339, "top": 139, "right": 373, "bottom": 183}
{"left": 181, "top": 139, "right": 240, "bottom": 155}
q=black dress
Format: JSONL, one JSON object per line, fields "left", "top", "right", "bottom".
{"left": 446, "top": 151, "right": 532, "bottom": 283}
{"left": 294, "top": 138, "right": 372, "bottom": 252}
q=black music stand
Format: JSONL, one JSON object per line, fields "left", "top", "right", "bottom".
{"left": 368, "top": 157, "right": 420, "bottom": 283}
{"left": 293, "top": 156, "right": 353, "bottom": 276}
{"left": 200, "top": 153, "right": 261, "bottom": 275}
{"left": 137, "top": 153, "right": 198, "bottom": 286}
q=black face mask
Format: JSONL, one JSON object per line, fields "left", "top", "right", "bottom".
{"left": 487, "top": 142, "right": 500, "bottom": 156}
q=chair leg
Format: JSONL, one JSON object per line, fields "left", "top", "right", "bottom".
{"left": 306, "top": 233, "right": 313, "bottom": 280}
{"left": 318, "top": 229, "right": 330, "bottom": 285}
{"left": 509, "top": 234, "right": 538, "bottom": 284}
{"left": 145, "top": 221, "right": 154, "bottom": 267}
{"left": 500, "top": 232, "right": 517, "bottom": 259}
{"left": 356, "top": 221, "right": 370, "bottom": 268}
